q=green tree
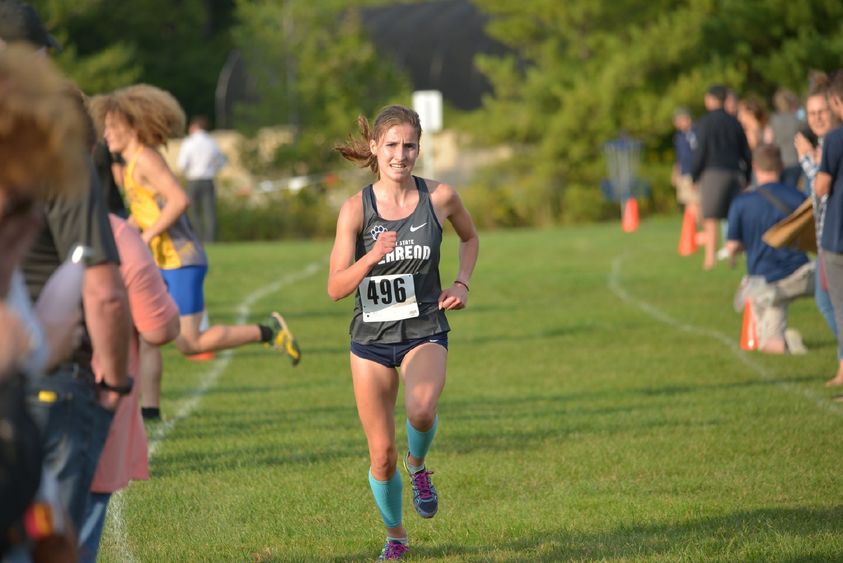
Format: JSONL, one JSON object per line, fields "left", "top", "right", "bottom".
{"left": 469, "top": 0, "right": 843, "bottom": 224}
{"left": 232, "top": 0, "right": 411, "bottom": 173}
{"left": 32, "top": 0, "right": 235, "bottom": 120}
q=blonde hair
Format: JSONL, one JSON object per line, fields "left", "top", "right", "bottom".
{"left": 335, "top": 105, "right": 422, "bottom": 176}
{"left": 0, "top": 45, "right": 88, "bottom": 199}
{"left": 89, "top": 83, "right": 185, "bottom": 147}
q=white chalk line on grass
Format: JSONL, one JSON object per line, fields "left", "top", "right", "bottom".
{"left": 106, "top": 261, "right": 323, "bottom": 562}
{"left": 608, "top": 254, "right": 843, "bottom": 416}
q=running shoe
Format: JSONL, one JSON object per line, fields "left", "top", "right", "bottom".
{"left": 404, "top": 454, "right": 438, "bottom": 518}
{"left": 377, "top": 539, "right": 409, "bottom": 560}
{"left": 268, "top": 312, "right": 301, "bottom": 366}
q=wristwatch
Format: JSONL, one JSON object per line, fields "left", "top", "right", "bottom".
{"left": 98, "top": 377, "right": 134, "bottom": 396}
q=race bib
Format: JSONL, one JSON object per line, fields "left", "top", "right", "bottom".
{"left": 359, "top": 274, "right": 419, "bottom": 322}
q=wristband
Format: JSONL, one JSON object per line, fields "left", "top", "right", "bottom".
{"left": 453, "top": 280, "right": 470, "bottom": 292}
{"left": 98, "top": 377, "right": 134, "bottom": 396}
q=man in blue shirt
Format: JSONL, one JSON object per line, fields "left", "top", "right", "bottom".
{"left": 726, "top": 144, "right": 814, "bottom": 354}
{"left": 672, "top": 108, "right": 699, "bottom": 218}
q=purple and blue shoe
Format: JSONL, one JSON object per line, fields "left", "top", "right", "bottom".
{"left": 378, "top": 539, "right": 409, "bottom": 560}
{"left": 404, "top": 456, "right": 438, "bottom": 518}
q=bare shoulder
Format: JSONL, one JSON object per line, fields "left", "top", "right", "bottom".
{"left": 425, "top": 179, "right": 460, "bottom": 214}
{"left": 336, "top": 190, "right": 365, "bottom": 232}
{"left": 340, "top": 190, "right": 364, "bottom": 215}
{"left": 140, "top": 145, "right": 165, "bottom": 165}
{"left": 135, "top": 146, "right": 168, "bottom": 175}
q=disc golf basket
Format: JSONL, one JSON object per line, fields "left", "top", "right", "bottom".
{"left": 601, "top": 134, "right": 649, "bottom": 232}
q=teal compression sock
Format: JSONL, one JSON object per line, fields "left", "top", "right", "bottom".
{"left": 368, "top": 470, "right": 403, "bottom": 528}
{"left": 406, "top": 415, "right": 438, "bottom": 461}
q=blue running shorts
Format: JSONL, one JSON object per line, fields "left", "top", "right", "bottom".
{"left": 160, "top": 265, "right": 208, "bottom": 316}
{"left": 351, "top": 333, "right": 448, "bottom": 368}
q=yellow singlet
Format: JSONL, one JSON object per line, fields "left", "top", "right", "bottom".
{"left": 123, "top": 147, "right": 207, "bottom": 270}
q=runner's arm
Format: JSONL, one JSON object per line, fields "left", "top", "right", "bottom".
{"left": 327, "top": 195, "right": 396, "bottom": 301}
{"left": 136, "top": 151, "right": 190, "bottom": 245}
{"left": 435, "top": 183, "right": 479, "bottom": 310}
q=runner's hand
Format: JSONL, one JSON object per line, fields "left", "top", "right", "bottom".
{"left": 370, "top": 231, "right": 397, "bottom": 262}
{"left": 438, "top": 283, "right": 468, "bottom": 310}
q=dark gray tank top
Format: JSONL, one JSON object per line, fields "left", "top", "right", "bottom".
{"left": 350, "top": 176, "right": 450, "bottom": 344}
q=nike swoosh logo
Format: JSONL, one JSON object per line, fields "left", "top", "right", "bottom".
{"left": 410, "top": 223, "right": 427, "bottom": 232}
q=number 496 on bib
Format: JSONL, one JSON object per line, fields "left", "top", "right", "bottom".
{"left": 359, "top": 273, "right": 419, "bottom": 322}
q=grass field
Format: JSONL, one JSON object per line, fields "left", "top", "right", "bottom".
{"left": 98, "top": 216, "right": 843, "bottom": 562}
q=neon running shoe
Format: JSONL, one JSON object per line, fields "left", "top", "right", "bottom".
{"left": 377, "top": 539, "right": 409, "bottom": 560}
{"left": 404, "top": 455, "right": 438, "bottom": 518}
{"left": 268, "top": 312, "right": 301, "bottom": 366}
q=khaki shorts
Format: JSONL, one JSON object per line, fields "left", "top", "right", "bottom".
{"left": 675, "top": 175, "right": 699, "bottom": 205}
{"left": 752, "top": 262, "right": 815, "bottom": 348}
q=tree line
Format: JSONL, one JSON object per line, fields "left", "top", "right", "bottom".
{"left": 31, "top": 0, "right": 843, "bottom": 227}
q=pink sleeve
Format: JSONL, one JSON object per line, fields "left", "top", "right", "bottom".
{"left": 110, "top": 216, "right": 178, "bottom": 335}
{"left": 95, "top": 215, "right": 180, "bottom": 493}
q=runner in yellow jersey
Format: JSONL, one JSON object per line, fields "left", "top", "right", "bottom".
{"left": 90, "top": 85, "right": 301, "bottom": 419}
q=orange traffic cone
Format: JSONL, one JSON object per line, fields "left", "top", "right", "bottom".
{"left": 739, "top": 298, "right": 758, "bottom": 351}
{"left": 622, "top": 197, "right": 639, "bottom": 233}
{"left": 677, "top": 206, "right": 698, "bottom": 256}
{"left": 187, "top": 351, "right": 216, "bottom": 361}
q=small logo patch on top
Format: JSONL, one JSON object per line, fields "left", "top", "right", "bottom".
{"left": 370, "top": 225, "right": 387, "bottom": 241}
{"left": 409, "top": 223, "right": 427, "bottom": 233}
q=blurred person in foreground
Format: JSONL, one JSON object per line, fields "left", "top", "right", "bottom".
{"left": 89, "top": 84, "right": 301, "bottom": 419}
{"left": 1, "top": 1, "right": 134, "bottom": 555}
{"left": 691, "top": 84, "right": 753, "bottom": 269}
{"left": 726, "top": 144, "right": 814, "bottom": 354}
{"left": 814, "top": 70, "right": 843, "bottom": 392}
{"left": 78, "top": 203, "right": 180, "bottom": 563}
{"left": 48, "top": 86, "right": 182, "bottom": 562}
{"left": 0, "top": 44, "right": 90, "bottom": 561}
{"left": 794, "top": 75, "right": 843, "bottom": 385}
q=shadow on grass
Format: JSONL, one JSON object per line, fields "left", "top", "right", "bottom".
{"left": 329, "top": 506, "right": 843, "bottom": 562}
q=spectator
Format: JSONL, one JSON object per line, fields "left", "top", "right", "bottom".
{"left": 0, "top": 0, "right": 133, "bottom": 542}
{"left": 724, "top": 88, "right": 739, "bottom": 116}
{"left": 737, "top": 94, "right": 774, "bottom": 152}
{"left": 726, "top": 144, "right": 813, "bottom": 354}
{"left": 794, "top": 75, "right": 843, "bottom": 385}
{"left": 78, "top": 214, "right": 180, "bottom": 563}
{"left": 177, "top": 115, "right": 226, "bottom": 243}
{"left": 771, "top": 88, "right": 803, "bottom": 188}
{"left": 691, "top": 84, "right": 753, "bottom": 269}
{"left": 0, "top": 42, "right": 90, "bottom": 560}
{"left": 814, "top": 70, "right": 843, "bottom": 391}
{"left": 672, "top": 108, "right": 700, "bottom": 221}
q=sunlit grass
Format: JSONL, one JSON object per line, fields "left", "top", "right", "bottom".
{"left": 100, "top": 217, "right": 843, "bottom": 562}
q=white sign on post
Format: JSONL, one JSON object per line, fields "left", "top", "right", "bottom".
{"left": 412, "top": 90, "right": 443, "bottom": 179}
{"left": 412, "top": 90, "right": 443, "bottom": 133}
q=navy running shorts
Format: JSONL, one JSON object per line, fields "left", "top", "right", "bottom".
{"left": 350, "top": 332, "right": 448, "bottom": 368}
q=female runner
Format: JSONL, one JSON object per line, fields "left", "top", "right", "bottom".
{"left": 90, "top": 85, "right": 300, "bottom": 417}
{"left": 328, "top": 105, "right": 479, "bottom": 560}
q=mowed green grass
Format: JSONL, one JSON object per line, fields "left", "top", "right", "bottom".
{"left": 99, "top": 217, "right": 843, "bottom": 562}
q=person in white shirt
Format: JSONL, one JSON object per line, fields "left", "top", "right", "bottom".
{"left": 177, "top": 115, "right": 226, "bottom": 242}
